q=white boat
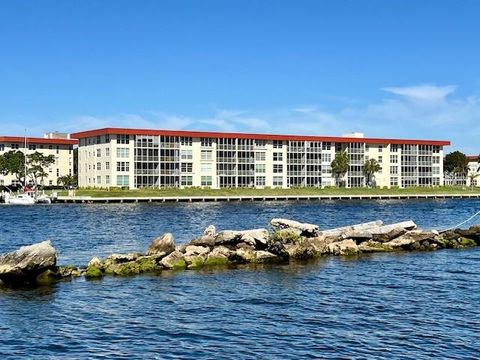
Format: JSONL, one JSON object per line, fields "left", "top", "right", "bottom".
{"left": 35, "top": 194, "right": 52, "bottom": 204}
{"left": 3, "top": 193, "right": 35, "bottom": 205}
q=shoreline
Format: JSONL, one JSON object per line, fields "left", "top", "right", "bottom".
{"left": 56, "top": 193, "right": 480, "bottom": 204}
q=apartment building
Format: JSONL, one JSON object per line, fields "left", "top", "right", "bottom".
{"left": 0, "top": 135, "right": 77, "bottom": 187}
{"left": 71, "top": 128, "right": 450, "bottom": 189}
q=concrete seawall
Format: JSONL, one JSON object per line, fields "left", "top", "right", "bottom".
{"left": 57, "top": 193, "right": 480, "bottom": 204}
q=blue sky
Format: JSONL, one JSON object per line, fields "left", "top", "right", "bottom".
{"left": 1, "top": 0, "right": 479, "bottom": 153}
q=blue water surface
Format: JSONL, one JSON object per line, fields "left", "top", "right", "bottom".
{"left": 1, "top": 199, "right": 479, "bottom": 359}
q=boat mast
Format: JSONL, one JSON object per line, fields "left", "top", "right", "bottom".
{"left": 24, "top": 129, "right": 27, "bottom": 188}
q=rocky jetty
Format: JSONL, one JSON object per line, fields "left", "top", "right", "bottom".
{"left": 1, "top": 219, "right": 480, "bottom": 286}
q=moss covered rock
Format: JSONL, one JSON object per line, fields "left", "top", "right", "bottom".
{"left": 85, "top": 266, "right": 103, "bottom": 279}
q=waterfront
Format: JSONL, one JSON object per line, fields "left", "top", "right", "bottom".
{"left": 1, "top": 199, "right": 480, "bottom": 358}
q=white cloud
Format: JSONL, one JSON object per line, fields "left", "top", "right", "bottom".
{"left": 382, "top": 85, "right": 456, "bottom": 104}
{"left": 17, "top": 84, "right": 478, "bottom": 155}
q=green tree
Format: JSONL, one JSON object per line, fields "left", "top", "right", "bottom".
{"left": 57, "top": 174, "right": 78, "bottom": 189}
{"left": 0, "top": 150, "right": 26, "bottom": 185}
{"left": 444, "top": 151, "right": 469, "bottom": 175}
{"left": 363, "top": 158, "right": 382, "bottom": 187}
{"left": 331, "top": 151, "right": 349, "bottom": 187}
{"left": 27, "top": 152, "right": 55, "bottom": 188}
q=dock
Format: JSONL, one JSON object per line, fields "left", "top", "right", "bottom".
{"left": 56, "top": 193, "right": 480, "bottom": 204}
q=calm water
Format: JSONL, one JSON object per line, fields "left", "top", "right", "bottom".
{"left": 1, "top": 199, "right": 479, "bottom": 359}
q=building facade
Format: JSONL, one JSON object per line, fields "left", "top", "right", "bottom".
{"left": 71, "top": 128, "right": 450, "bottom": 189}
{"left": 467, "top": 155, "right": 479, "bottom": 187}
{"left": 0, "top": 135, "right": 77, "bottom": 187}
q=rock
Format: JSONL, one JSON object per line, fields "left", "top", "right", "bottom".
{"left": 188, "top": 235, "right": 216, "bottom": 247}
{"left": 326, "top": 239, "right": 359, "bottom": 256}
{"left": 88, "top": 256, "right": 103, "bottom": 269}
{"left": 146, "top": 233, "right": 175, "bottom": 256}
{"left": 106, "top": 253, "right": 141, "bottom": 264}
{"left": 0, "top": 240, "right": 57, "bottom": 285}
{"left": 285, "top": 236, "right": 331, "bottom": 259}
{"left": 372, "top": 228, "right": 407, "bottom": 243}
{"left": 270, "top": 229, "right": 302, "bottom": 244}
{"left": 358, "top": 240, "right": 393, "bottom": 253}
{"left": 271, "top": 218, "right": 320, "bottom": 237}
{"left": 184, "top": 245, "right": 210, "bottom": 257}
{"left": 203, "top": 225, "right": 216, "bottom": 237}
{"left": 384, "top": 230, "right": 436, "bottom": 250}
{"left": 57, "top": 265, "right": 83, "bottom": 278}
{"left": 160, "top": 251, "right": 186, "bottom": 270}
{"left": 454, "top": 225, "right": 480, "bottom": 243}
{"left": 254, "top": 251, "right": 279, "bottom": 263}
{"left": 370, "top": 221, "right": 417, "bottom": 235}
{"left": 205, "top": 246, "right": 233, "bottom": 266}
{"left": 85, "top": 266, "right": 103, "bottom": 279}
{"left": 214, "top": 229, "right": 269, "bottom": 248}
{"left": 342, "top": 230, "right": 373, "bottom": 242}
{"left": 183, "top": 245, "right": 210, "bottom": 269}
{"left": 234, "top": 247, "right": 256, "bottom": 263}
{"left": 265, "top": 241, "right": 289, "bottom": 261}
{"left": 322, "top": 220, "right": 383, "bottom": 237}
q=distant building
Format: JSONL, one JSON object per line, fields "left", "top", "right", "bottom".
{"left": 467, "top": 155, "right": 479, "bottom": 187}
{"left": 0, "top": 135, "right": 77, "bottom": 187}
{"left": 71, "top": 128, "right": 450, "bottom": 190}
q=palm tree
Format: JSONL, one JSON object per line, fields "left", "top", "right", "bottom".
{"left": 331, "top": 151, "right": 349, "bottom": 187}
{"left": 468, "top": 172, "right": 479, "bottom": 190}
{"left": 363, "top": 158, "right": 381, "bottom": 187}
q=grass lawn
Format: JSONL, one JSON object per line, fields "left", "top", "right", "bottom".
{"left": 56, "top": 186, "right": 480, "bottom": 198}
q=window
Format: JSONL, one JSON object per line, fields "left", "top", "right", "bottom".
{"left": 106, "top": 148, "right": 110, "bottom": 157}
{"left": 181, "top": 176, "right": 193, "bottom": 186}
{"left": 256, "top": 176, "right": 266, "bottom": 186}
{"left": 391, "top": 144, "right": 398, "bottom": 152}
{"left": 117, "top": 175, "right": 129, "bottom": 186}
{"left": 273, "top": 152, "right": 283, "bottom": 161}
{"left": 321, "top": 153, "right": 331, "bottom": 162}
{"left": 273, "top": 164, "right": 283, "bottom": 173}
{"left": 117, "top": 135, "right": 129, "bottom": 144}
{"left": 116, "top": 148, "right": 130, "bottom": 158}
{"left": 106, "top": 135, "right": 110, "bottom": 142}
{"left": 106, "top": 175, "right": 110, "bottom": 185}
{"left": 201, "top": 150, "right": 213, "bottom": 161}
{"left": 255, "top": 164, "right": 266, "bottom": 173}
{"left": 433, "top": 156, "right": 440, "bottom": 164}
{"left": 56, "top": 146, "right": 59, "bottom": 154}
{"left": 273, "top": 140, "right": 283, "bottom": 148}
{"left": 181, "top": 149, "right": 193, "bottom": 160}
{"left": 255, "top": 152, "right": 266, "bottom": 161}
{"left": 49, "top": 180, "right": 53, "bottom": 186}
{"left": 181, "top": 163, "right": 193, "bottom": 173}
{"left": 201, "top": 138, "right": 213, "bottom": 147}
{"left": 390, "top": 177, "right": 398, "bottom": 186}
{"left": 273, "top": 176, "right": 283, "bottom": 186}
{"left": 390, "top": 155, "right": 398, "bottom": 164}
{"left": 97, "top": 162, "right": 101, "bottom": 171}
{"left": 97, "top": 176, "right": 101, "bottom": 184}
{"left": 180, "top": 137, "right": 192, "bottom": 146}
{"left": 29, "top": 144, "right": 36, "bottom": 150}
{"left": 378, "top": 146, "right": 383, "bottom": 152}
{"left": 378, "top": 156, "right": 383, "bottom": 163}
{"left": 255, "top": 140, "right": 266, "bottom": 148}
{"left": 56, "top": 169, "right": 59, "bottom": 177}
{"left": 97, "top": 149, "right": 101, "bottom": 157}
{"left": 432, "top": 167, "right": 440, "bottom": 175}
{"left": 117, "top": 161, "right": 130, "bottom": 172}
{"left": 106, "top": 162, "right": 110, "bottom": 170}
{"left": 390, "top": 166, "right": 398, "bottom": 175}
{"left": 322, "top": 142, "right": 331, "bottom": 151}
{"left": 0, "top": 144, "right": 4, "bottom": 151}
{"left": 201, "top": 176, "right": 212, "bottom": 186}
{"left": 11, "top": 144, "right": 19, "bottom": 149}
{"left": 201, "top": 163, "right": 212, "bottom": 173}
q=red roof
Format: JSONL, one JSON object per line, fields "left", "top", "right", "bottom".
{"left": 467, "top": 155, "right": 479, "bottom": 161}
{"left": 0, "top": 136, "right": 77, "bottom": 145}
{"left": 71, "top": 127, "right": 451, "bottom": 146}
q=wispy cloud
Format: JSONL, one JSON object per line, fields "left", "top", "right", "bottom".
{"left": 382, "top": 84, "right": 456, "bottom": 104}
{"left": 11, "top": 84, "right": 478, "bottom": 155}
